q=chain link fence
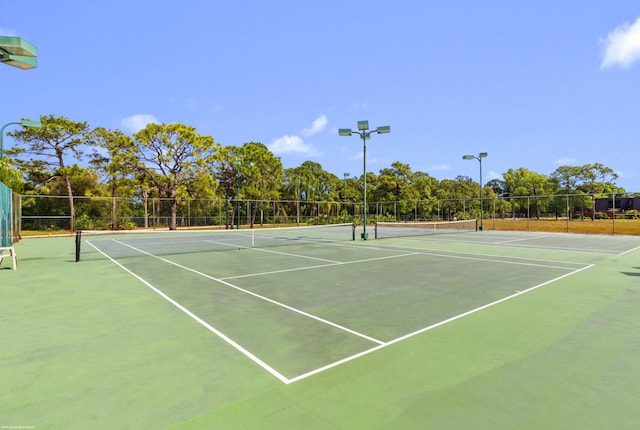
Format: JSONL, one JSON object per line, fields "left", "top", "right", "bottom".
{"left": 17, "top": 192, "right": 640, "bottom": 235}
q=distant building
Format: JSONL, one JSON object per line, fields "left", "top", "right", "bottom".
{"left": 595, "top": 196, "right": 640, "bottom": 213}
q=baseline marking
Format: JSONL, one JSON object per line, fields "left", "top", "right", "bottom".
{"left": 287, "top": 263, "right": 594, "bottom": 384}
{"left": 85, "top": 240, "right": 290, "bottom": 384}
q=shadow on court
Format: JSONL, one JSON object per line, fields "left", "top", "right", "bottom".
{"left": 622, "top": 267, "right": 640, "bottom": 276}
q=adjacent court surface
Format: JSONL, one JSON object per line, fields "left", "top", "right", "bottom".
{"left": 2, "top": 225, "right": 640, "bottom": 429}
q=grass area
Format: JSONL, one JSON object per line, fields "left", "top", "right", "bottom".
{"left": 483, "top": 218, "right": 640, "bottom": 235}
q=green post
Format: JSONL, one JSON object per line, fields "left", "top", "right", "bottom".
{"left": 1, "top": 119, "right": 42, "bottom": 159}
{"left": 463, "top": 152, "right": 488, "bottom": 231}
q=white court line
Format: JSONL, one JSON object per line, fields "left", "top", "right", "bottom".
{"left": 356, "top": 243, "right": 585, "bottom": 271}
{"left": 221, "top": 252, "right": 421, "bottom": 280}
{"left": 205, "top": 239, "right": 344, "bottom": 264}
{"left": 287, "top": 263, "right": 594, "bottom": 384}
{"left": 216, "top": 240, "right": 582, "bottom": 279}
{"left": 492, "top": 235, "right": 549, "bottom": 244}
{"left": 396, "top": 235, "right": 624, "bottom": 255}
{"left": 619, "top": 245, "right": 640, "bottom": 256}
{"left": 410, "top": 251, "right": 582, "bottom": 270}
{"left": 86, "top": 240, "right": 290, "bottom": 384}
{"left": 366, "top": 242, "right": 589, "bottom": 269}
{"left": 88, "top": 236, "right": 600, "bottom": 385}
{"left": 110, "top": 239, "right": 385, "bottom": 347}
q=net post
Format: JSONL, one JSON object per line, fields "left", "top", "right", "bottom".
{"left": 75, "top": 230, "right": 82, "bottom": 262}
{"left": 475, "top": 219, "right": 479, "bottom": 231}
{"left": 374, "top": 222, "right": 378, "bottom": 239}
{"left": 352, "top": 223, "right": 356, "bottom": 241}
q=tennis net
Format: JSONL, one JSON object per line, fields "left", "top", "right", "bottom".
{"left": 76, "top": 223, "right": 356, "bottom": 261}
{"left": 374, "top": 219, "right": 477, "bottom": 239}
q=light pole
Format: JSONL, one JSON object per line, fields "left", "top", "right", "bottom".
{"left": 339, "top": 121, "right": 390, "bottom": 239}
{"left": 462, "top": 152, "right": 488, "bottom": 230}
{"left": 232, "top": 160, "right": 253, "bottom": 229}
{"left": 0, "top": 36, "right": 38, "bottom": 70}
{"left": 1, "top": 119, "right": 43, "bottom": 159}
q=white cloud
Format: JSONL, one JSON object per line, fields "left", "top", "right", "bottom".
{"left": 121, "top": 114, "right": 159, "bottom": 133}
{"left": 301, "top": 114, "right": 328, "bottom": 137}
{"left": 553, "top": 157, "right": 578, "bottom": 166}
{"left": 486, "top": 170, "right": 503, "bottom": 181}
{"left": 269, "top": 115, "right": 329, "bottom": 157}
{"left": 427, "top": 164, "right": 451, "bottom": 172}
{"left": 350, "top": 151, "right": 364, "bottom": 160}
{"left": 269, "top": 135, "right": 319, "bottom": 155}
{"left": 601, "top": 16, "right": 640, "bottom": 69}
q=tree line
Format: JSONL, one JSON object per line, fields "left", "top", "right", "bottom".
{"left": 0, "top": 115, "right": 623, "bottom": 231}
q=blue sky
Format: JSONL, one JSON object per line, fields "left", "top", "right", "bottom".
{"left": 2, "top": 1, "right": 640, "bottom": 190}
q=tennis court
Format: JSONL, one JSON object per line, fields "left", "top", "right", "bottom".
{"left": 3, "top": 222, "right": 640, "bottom": 429}
{"left": 78, "top": 223, "right": 637, "bottom": 383}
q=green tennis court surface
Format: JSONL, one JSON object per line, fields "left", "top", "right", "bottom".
{"left": 2, "top": 226, "right": 640, "bottom": 429}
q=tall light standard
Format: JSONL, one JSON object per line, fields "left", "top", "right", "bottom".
{"left": 462, "top": 152, "right": 488, "bottom": 230}
{"left": 339, "top": 120, "right": 390, "bottom": 239}
{"left": 0, "top": 36, "right": 38, "bottom": 70}
{"left": 1, "top": 119, "right": 42, "bottom": 159}
{"left": 232, "top": 160, "right": 253, "bottom": 229}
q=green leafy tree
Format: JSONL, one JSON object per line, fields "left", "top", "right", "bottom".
{"left": 281, "top": 165, "right": 314, "bottom": 224}
{"left": 0, "top": 158, "right": 22, "bottom": 190}
{"left": 579, "top": 163, "right": 618, "bottom": 193}
{"left": 550, "top": 165, "right": 583, "bottom": 192}
{"left": 502, "top": 168, "right": 557, "bottom": 218}
{"left": 580, "top": 163, "right": 619, "bottom": 220}
{"left": 7, "top": 115, "right": 90, "bottom": 231}
{"left": 374, "top": 162, "right": 421, "bottom": 218}
{"left": 89, "top": 128, "right": 137, "bottom": 229}
{"left": 242, "top": 142, "right": 284, "bottom": 227}
{"left": 282, "top": 161, "right": 338, "bottom": 223}
{"left": 551, "top": 163, "right": 619, "bottom": 219}
{"left": 19, "top": 165, "right": 104, "bottom": 231}
{"left": 130, "top": 123, "right": 219, "bottom": 230}
{"left": 435, "top": 176, "right": 479, "bottom": 220}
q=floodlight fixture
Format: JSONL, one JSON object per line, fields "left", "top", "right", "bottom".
{"left": 20, "top": 119, "right": 42, "bottom": 128}
{"left": 0, "top": 36, "right": 38, "bottom": 70}
{"left": 338, "top": 120, "right": 390, "bottom": 240}
{"left": 343, "top": 173, "right": 350, "bottom": 205}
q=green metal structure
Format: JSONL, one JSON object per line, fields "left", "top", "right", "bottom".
{"left": 0, "top": 36, "right": 38, "bottom": 70}
{"left": 339, "top": 120, "right": 390, "bottom": 239}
